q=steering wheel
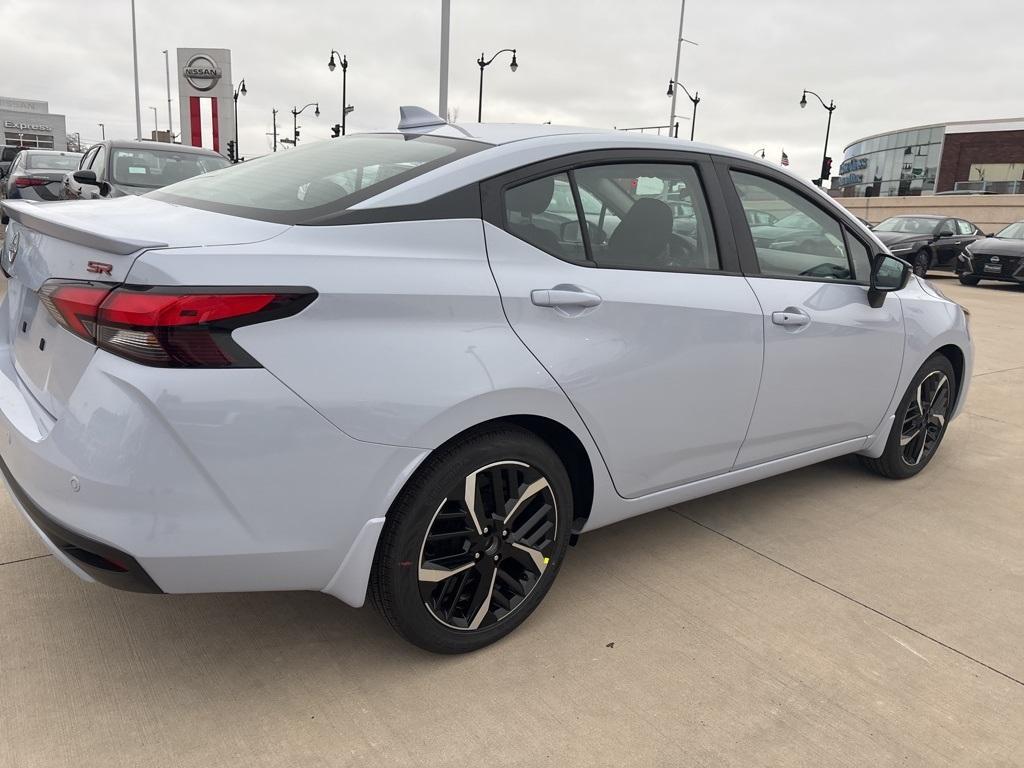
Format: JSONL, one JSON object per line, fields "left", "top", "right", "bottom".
{"left": 800, "top": 262, "right": 850, "bottom": 279}
{"left": 663, "top": 233, "right": 699, "bottom": 268}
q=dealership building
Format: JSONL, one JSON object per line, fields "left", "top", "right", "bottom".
{"left": 0, "top": 96, "right": 67, "bottom": 150}
{"left": 834, "top": 117, "right": 1024, "bottom": 197}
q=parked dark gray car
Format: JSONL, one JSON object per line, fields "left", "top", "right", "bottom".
{"left": 872, "top": 214, "right": 983, "bottom": 277}
{"left": 1, "top": 145, "right": 23, "bottom": 179}
{"left": 61, "top": 140, "right": 230, "bottom": 200}
{"left": 1, "top": 150, "right": 82, "bottom": 202}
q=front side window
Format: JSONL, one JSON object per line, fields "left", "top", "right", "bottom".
{"left": 150, "top": 134, "right": 483, "bottom": 223}
{"left": 91, "top": 146, "right": 107, "bottom": 176}
{"left": 956, "top": 219, "right": 975, "bottom": 235}
{"left": 731, "top": 171, "right": 853, "bottom": 281}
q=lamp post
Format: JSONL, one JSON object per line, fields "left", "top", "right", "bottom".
{"left": 476, "top": 48, "right": 518, "bottom": 122}
{"left": 752, "top": 147, "right": 766, "bottom": 159}
{"left": 98, "top": 123, "right": 105, "bottom": 140}
{"left": 800, "top": 89, "right": 836, "bottom": 184}
{"left": 232, "top": 79, "right": 247, "bottom": 163}
{"left": 272, "top": 108, "right": 278, "bottom": 152}
{"left": 327, "top": 50, "right": 350, "bottom": 136}
{"left": 148, "top": 106, "right": 158, "bottom": 137}
{"left": 665, "top": 80, "right": 699, "bottom": 140}
{"left": 162, "top": 49, "right": 174, "bottom": 140}
{"left": 291, "top": 102, "right": 320, "bottom": 146}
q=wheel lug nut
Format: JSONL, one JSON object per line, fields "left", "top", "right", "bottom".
{"left": 474, "top": 552, "right": 481, "bottom": 560}
{"left": 482, "top": 527, "right": 489, "bottom": 534}
{"left": 501, "top": 529, "right": 508, "bottom": 537}
{"left": 493, "top": 554, "right": 500, "bottom": 562}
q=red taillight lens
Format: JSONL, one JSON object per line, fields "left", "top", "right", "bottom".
{"left": 14, "top": 177, "right": 50, "bottom": 188}
{"left": 38, "top": 282, "right": 112, "bottom": 341}
{"left": 39, "top": 282, "right": 315, "bottom": 368}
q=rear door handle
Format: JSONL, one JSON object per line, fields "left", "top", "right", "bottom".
{"left": 531, "top": 285, "right": 603, "bottom": 309}
{"left": 771, "top": 309, "right": 810, "bottom": 327}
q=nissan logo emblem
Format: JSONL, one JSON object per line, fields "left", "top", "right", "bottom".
{"left": 989, "top": 256, "right": 1000, "bottom": 263}
{"left": 183, "top": 54, "right": 222, "bottom": 92}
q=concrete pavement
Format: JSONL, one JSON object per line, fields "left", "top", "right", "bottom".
{"left": 1, "top": 277, "right": 1022, "bottom": 767}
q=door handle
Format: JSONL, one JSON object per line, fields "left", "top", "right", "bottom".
{"left": 771, "top": 309, "right": 810, "bottom": 327}
{"left": 531, "top": 285, "right": 603, "bottom": 309}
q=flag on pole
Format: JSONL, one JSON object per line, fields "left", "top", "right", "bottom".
{"left": 781, "top": 150, "right": 790, "bottom": 166}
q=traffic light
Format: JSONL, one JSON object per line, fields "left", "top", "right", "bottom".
{"left": 331, "top": 123, "right": 341, "bottom": 138}
{"left": 821, "top": 156, "right": 833, "bottom": 180}
{"left": 226, "top": 139, "right": 237, "bottom": 163}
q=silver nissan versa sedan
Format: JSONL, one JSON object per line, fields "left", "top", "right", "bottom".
{"left": 0, "top": 108, "right": 972, "bottom": 653}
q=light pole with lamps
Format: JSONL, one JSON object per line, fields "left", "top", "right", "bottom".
{"left": 162, "top": 49, "right": 174, "bottom": 140}
{"left": 476, "top": 48, "right": 518, "bottom": 122}
{"left": 233, "top": 79, "right": 247, "bottom": 162}
{"left": 752, "top": 147, "right": 766, "bottom": 159}
{"left": 291, "top": 102, "right": 319, "bottom": 146}
{"left": 327, "top": 51, "right": 350, "bottom": 136}
{"left": 800, "top": 89, "right": 836, "bottom": 184}
{"left": 665, "top": 80, "right": 700, "bottom": 140}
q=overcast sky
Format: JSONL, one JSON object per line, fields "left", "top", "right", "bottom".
{"left": 6, "top": 0, "right": 1022, "bottom": 180}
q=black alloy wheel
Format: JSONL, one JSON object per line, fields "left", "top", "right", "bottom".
{"left": 860, "top": 355, "right": 956, "bottom": 479}
{"left": 958, "top": 274, "right": 980, "bottom": 286}
{"left": 912, "top": 250, "right": 931, "bottom": 277}
{"left": 371, "top": 426, "right": 572, "bottom": 653}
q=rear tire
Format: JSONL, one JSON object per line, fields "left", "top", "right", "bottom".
{"left": 859, "top": 354, "right": 956, "bottom": 479}
{"left": 958, "top": 274, "right": 980, "bottom": 286}
{"left": 912, "top": 249, "right": 931, "bottom": 278}
{"left": 370, "top": 425, "right": 573, "bottom": 653}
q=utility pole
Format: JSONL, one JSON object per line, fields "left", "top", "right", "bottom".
{"left": 130, "top": 0, "right": 142, "bottom": 140}
{"left": 668, "top": 0, "right": 686, "bottom": 129}
{"left": 162, "top": 49, "right": 174, "bottom": 140}
{"left": 438, "top": 0, "right": 451, "bottom": 119}
{"left": 272, "top": 109, "right": 278, "bottom": 152}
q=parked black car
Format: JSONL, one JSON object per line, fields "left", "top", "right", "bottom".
{"left": 0, "top": 145, "right": 22, "bottom": 178}
{"left": 872, "top": 214, "right": 983, "bottom": 277}
{"left": 61, "top": 140, "right": 230, "bottom": 200}
{"left": 1, "top": 149, "right": 82, "bottom": 202}
{"left": 956, "top": 221, "right": 1024, "bottom": 287}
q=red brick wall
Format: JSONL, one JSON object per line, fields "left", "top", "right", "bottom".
{"left": 937, "top": 130, "right": 1024, "bottom": 191}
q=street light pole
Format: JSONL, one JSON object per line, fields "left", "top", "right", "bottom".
{"left": 233, "top": 79, "right": 246, "bottom": 162}
{"left": 98, "top": 123, "right": 105, "bottom": 140}
{"left": 291, "top": 102, "right": 319, "bottom": 145}
{"left": 800, "top": 89, "right": 837, "bottom": 184}
{"left": 328, "top": 51, "right": 349, "bottom": 135}
{"left": 476, "top": 48, "right": 518, "bottom": 122}
{"left": 272, "top": 108, "right": 278, "bottom": 152}
{"left": 668, "top": 0, "right": 686, "bottom": 129}
{"left": 752, "top": 147, "right": 766, "bottom": 159}
{"left": 149, "top": 106, "right": 158, "bottom": 137}
{"left": 130, "top": 0, "right": 142, "bottom": 141}
{"left": 438, "top": 0, "right": 451, "bottom": 118}
{"left": 666, "top": 80, "right": 700, "bottom": 141}
{"left": 162, "top": 49, "right": 174, "bottom": 140}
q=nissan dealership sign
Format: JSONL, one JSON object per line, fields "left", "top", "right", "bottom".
{"left": 183, "top": 53, "right": 223, "bottom": 92}
{"left": 176, "top": 47, "right": 233, "bottom": 99}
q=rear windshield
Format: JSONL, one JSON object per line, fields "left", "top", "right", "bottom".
{"left": 112, "top": 148, "right": 230, "bottom": 188}
{"left": 27, "top": 153, "right": 81, "bottom": 170}
{"left": 148, "top": 134, "right": 486, "bottom": 225}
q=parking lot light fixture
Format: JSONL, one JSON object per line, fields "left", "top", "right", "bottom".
{"left": 328, "top": 50, "right": 350, "bottom": 135}
{"left": 800, "top": 89, "right": 837, "bottom": 184}
{"left": 477, "top": 48, "right": 518, "bottom": 122}
{"left": 232, "top": 79, "right": 247, "bottom": 163}
{"left": 665, "top": 80, "right": 700, "bottom": 141}
{"left": 291, "top": 102, "right": 320, "bottom": 145}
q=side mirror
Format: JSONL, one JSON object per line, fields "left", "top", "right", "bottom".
{"left": 868, "top": 253, "right": 911, "bottom": 308}
{"left": 73, "top": 169, "right": 98, "bottom": 185}
{"left": 937, "top": 227, "right": 955, "bottom": 238}
{"left": 98, "top": 181, "right": 112, "bottom": 197}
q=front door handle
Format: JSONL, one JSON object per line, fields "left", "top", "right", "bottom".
{"left": 531, "top": 285, "right": 603, "bottom": 309}
{"left": 771, "top": 308, "right": 810, "bottom": 327}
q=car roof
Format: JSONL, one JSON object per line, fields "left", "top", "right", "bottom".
{"left": 97, "top": 140, "right": 224, "bottom": 157}
{"left": 23, "top": 149, "right": 81, "bottom": 155}
{"left": 883, "top": 213, "right": 946, "bottom": 219}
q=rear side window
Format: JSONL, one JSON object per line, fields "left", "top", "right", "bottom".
{"left": 150, "top": 134, "right": 485, "bottom": 224}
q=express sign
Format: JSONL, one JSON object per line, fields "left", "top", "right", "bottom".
{"left": 183, "top": 54, "right": 223, "bottom": 91}
{"left": 3, "top": 120, "right": 52, "bottom": 132}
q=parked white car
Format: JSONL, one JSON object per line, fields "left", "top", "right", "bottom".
{"left": 0, "top": 109, "right": 972, "bottom": 653}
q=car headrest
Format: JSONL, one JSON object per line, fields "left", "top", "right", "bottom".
{"left": 506, "top": 176, "right": 554, "bottom": 216}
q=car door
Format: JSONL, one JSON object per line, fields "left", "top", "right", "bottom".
{"left": 482, "top": 151, "right": 764, "bottom": 498}
{"left": 931, "top": 218, "right": 961, "bottom": 267}
{"left": 719, "top": 161, "right": 905, "bottom": 467}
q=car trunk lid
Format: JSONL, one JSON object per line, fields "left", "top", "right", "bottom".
{"left": 1, "top": 196, "right": 289, "bottom": 420}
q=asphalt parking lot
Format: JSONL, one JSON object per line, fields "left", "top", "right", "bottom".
{"left": 1, "top": 276, "right": 1022, "bottom": 767}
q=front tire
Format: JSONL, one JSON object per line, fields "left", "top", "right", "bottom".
{"left": 859, "top": 354, "right": 956, "bottom": 479}
{"left": 958, "top": 274, "right": 980, "bottom": 286}
{"left": 912, "top": 249, "right": 932, "bottom": 278}
{"left": 370, "top": 425, "right": 573, "bottom": 653}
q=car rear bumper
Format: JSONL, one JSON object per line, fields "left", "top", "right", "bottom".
{"left": 0, "top": 322, "right": 428, "bottom": 604}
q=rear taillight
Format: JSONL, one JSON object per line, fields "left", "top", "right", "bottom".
{"left": 14, "top": 177, "right": 50, "bottom": 188}
{"left": 39, "top": 282, "right": 315, "bottom": 368}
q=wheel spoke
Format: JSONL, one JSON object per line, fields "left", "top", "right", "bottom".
{"left": 466, "top": 561, "right": 498, "bottom": 630}
{"left": 463, "top": 472, "right": 484, "bottom": 536}
{"left": 510, "top": 541, "right": 548, "bottom": 575}
{"left": 900, "top": 427, "right": 921, "bottom": 447}
{"left": 503, "top": 478, "right": 551, "bottom": 525}
{"left": 929, "top": 413, "right": 945, "bottom": 428}
{"left": 419, "top": 560, "right": 475, "bottom": 584}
